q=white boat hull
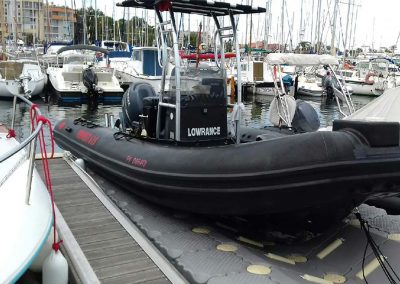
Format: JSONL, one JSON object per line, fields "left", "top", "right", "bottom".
{"left": 0, "top": 132, "right": 53, "bottom": 283}
{"left": 0, "top": 61, "right": 46, "bottom": 98}
{"left": 48, "top": 66, "right": 124, "bottom": 101}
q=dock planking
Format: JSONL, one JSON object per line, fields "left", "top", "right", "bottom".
{"left": 37, "top": 157, "right": 170, "bottom": 284}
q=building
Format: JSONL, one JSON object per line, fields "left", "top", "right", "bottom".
{"left": 0, "top": 0, "right": 76, "bottom": 45}
{"left": 45, "top": 4, "right": 76, "bottom": 42}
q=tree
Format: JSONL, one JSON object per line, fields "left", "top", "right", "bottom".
{"left": 295, "top": 41, "right": 312, "bottom": 54}
{"left": 75, "top": 7, "right": 155, "bottom": 46}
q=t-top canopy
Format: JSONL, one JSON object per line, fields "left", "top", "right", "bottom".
{"left": 266, "top": 53, "right": 339, "bottom": 66}
{"left": 117, "top": 0, "right": 266, "bottom": 16}
{"left": 57, "top": 44, "right": 110, "bottom": 55}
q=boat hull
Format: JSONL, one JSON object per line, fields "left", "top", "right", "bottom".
{"left": 0, "top": 131, "right": 53, "bottom": 283}
{"left": 54, "top": 118, "right": 400, "bottom": 217}
{"left": 0, "top": 78, "right": 45, "bottom": 98}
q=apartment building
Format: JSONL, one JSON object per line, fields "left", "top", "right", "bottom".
{"left": 45, "top": 4, "right": 76, "bottom": 42}
{"left": 1, "top": 0, "right": 76, "bottom": 44}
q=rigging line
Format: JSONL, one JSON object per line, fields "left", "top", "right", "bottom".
{"left": 321, "top": 0, "right": 334, "bottom": 37}
{"left": 356, "top": 212, "right": 400, "bottom": 284}
{"left": 322, "top": 0, "right": 335, "bottom": 47}
{"left": 367, "top": 225, "right": 400, "bottom": 282}
{"left": 336, "top": 3, "right": 347, "bottom": 51}
{"left": 284, "top": 2, "right": 293, "bottom": 51}
{"left": 362, "top": 235, "right": 369, "bottom": 284}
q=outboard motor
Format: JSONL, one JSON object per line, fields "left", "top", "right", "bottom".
{"left": 121, "top": 82, "right": 157, "bottom": 136}
{"left": 82, "top": 67, "right": 98, "bottom": 94}
{"left": 291, "top": 100, "right": 320, "bottom": 132}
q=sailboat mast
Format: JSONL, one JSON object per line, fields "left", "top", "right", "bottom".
{"left": 266, "top": 0, "right": 272, "bottom": 49}
{"left": 13, "top": 0, "right": 17, "bottom": 46}
{"left": 372, "top": 17, "right": 375, "bottom": 51}
{"left": 310, "top": 0, "right": 314, "bottom": 46}
{"left": 315, "top": 0, "right": 322, "bottom": 53}
{"left": 19, "top": 0, "right": 23, "bottom": 42}
{"left": 299, "top": 0, "right": 303, "bottom": 43}
{"left": 249, "top": 0, "right": 253, "bottom": 54}
{"left": 32, "top": 0, "right": 36, "bottom": 44}
{"left": 348, "top": 0, "right": 355, "bottom": 55}
{"left": 113, "top": 0, "right": 116, "bottom": 46}
{"left": 281, "top": 0, "right": 284, "bottom": 52}
{"left": 351, "top": 3, "right": 359, "bottom": 51}
{"left": 127, "top": 8, "right": 130, "bottom": 44}
{"left": 245, "top": 0, "right": 248, "bottom": 51}
{"left": 46, "top": 0, "right": 50, "bottom": 42}
{"left": 331, "top": 0, "right": 338, "bottom": 55}
{"left": 344, "top": 0, "right": 351, "bottom": 55}
{"left": 83, "top": 0, "right": 87, "bottom": 44}
{"left": 95, "top": 0, "right": 97, "bottom": 42}
{"left": 64, "top": 0, "right": 67, "bottom": 40}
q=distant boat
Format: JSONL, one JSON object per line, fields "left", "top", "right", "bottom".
{"left": 47, "top": 45, "right": 124, "bottom": 103}
{"left": 0, "top": 59, "right": 46, "bottom": 98}
{"left": 340, "top": 58, "right": 399, "bottom": 96}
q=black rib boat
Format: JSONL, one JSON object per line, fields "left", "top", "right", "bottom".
{"left": 54, "top": 114, "right": 400, "bottom": 217}
{"left": 54, "top": 1, "right": 400, "bottom": 223}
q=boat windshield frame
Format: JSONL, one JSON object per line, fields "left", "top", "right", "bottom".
{"left": 266, "top": 53, "right": 355, "bottom": 119}
{"left": 118, "top": 0, "right": 266, "bottom": 143}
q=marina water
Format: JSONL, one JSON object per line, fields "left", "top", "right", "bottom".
{"left": 0, "top": 93, "right": 374, "bottom": 152}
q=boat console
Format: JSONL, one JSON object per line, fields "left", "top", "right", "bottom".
{"left": 117, "top": 0, "right": 266, "bottom": 144}
{"left": 122, "top": 72, "right": 228, "bottom": 142}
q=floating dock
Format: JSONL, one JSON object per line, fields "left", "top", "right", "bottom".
{"left": 38, "top": 153, "right": 400, "bottom": 284}
{"left": 37, "top": 154, "right": 185, "bottom": 284}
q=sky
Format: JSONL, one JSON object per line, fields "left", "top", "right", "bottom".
{"left": 51, "top": 0, "right": 400, "bottom": 50}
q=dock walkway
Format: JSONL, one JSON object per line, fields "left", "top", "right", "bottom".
{"left": 37, "top": 155, "right": 186, "bottom": 284}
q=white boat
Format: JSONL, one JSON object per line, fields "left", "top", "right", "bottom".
{"left": 47, "top": 45, "right": 124, "bottom": 103}
{"left": 227, "top": 57, "right": 276, "bottom": 90}
{"left": 105, "top": 46, "right": 202, "bottom": 94}
{"left": 340, "top": 59, "right": 398, "bottom": 96}
{"left": 297, "top": 68, "right": 353, "bottom": 97}
{"left": 297, "top": 72, "right": 324, "bottom": 97}
{"left": 0, "top": 59, "right": 46, "bottom": 98}
{"left": 0, "top": 96, "right": 53, "bottom": 282}
{"left": 104, "top": 46, "right": 164, "bottom": 92}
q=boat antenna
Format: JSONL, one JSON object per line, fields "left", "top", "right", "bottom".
{"left": 195, "top": 22, "right": 202, "bottom": 68}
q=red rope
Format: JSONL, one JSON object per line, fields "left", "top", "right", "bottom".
{"left": 30, "top": 105, "right": 60, "bottom": 251}
{"left": 6, "top": 129, "right": 16, "bottom": 138}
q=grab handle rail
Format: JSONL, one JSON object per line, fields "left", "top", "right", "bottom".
{"left": 0, "top": 93, "right": 44, "bottom": 205}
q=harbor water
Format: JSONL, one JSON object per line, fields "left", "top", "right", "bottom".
{"left": 0, "top": 93, "right": 374, "bottom": 152}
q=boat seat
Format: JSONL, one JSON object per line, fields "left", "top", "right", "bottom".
{"left": 333, "top": 120, "right": 400, "bottom": 147}
{"left": 96, "top": 72, "right": 113, "bottom": 82}
{"left": 62, "top": 72, "right": 82, "bottom": 82}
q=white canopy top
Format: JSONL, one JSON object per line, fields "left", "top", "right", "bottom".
{"left": 266, "top": 53, "right": 339, "bottom": 66}
{"left": 346, "top": 87, "right": 400, "bottom": 122}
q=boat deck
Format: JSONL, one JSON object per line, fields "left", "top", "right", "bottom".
{"left": 37, "top": 155, "right": 185, "bottom": 284}
{"left": 37, "top": 153, "right": 400, "bottom": 284}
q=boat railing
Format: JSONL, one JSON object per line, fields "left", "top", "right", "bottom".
{"left": 0, "top": 93, "right": 45, "bottom": 204}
